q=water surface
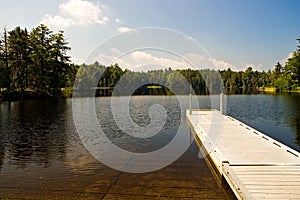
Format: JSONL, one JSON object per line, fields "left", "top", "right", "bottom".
{"left": 0, "top": 94, "right": 299, "bottom": 199}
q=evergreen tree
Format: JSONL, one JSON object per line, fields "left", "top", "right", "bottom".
{"left": 29, "top": 24, "right": 53, "bottom": 91}
{"left": 49, "top": 30, "right": 71, "bottom": 93}
{"left": 0, "top": 28, "right": 10, "bottom": 89}
{"left": 8, "top": 26, "right": 30, "bottom": 91}
{"left": 0, "top": 24, "right": 73, "bottom": 96}
{"left": 284, "top": 37, "right": 300, "bottom": 90}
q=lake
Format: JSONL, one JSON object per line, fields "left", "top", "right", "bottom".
{"left": 0, "top": 94, "right": 299, "bottom": 199}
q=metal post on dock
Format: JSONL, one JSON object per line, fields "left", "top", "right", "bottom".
{"left": 220, "top": 93, "right": 224, "bottom": 115}
{"left": 189, "top": 94, "right": 192, "bottom": 114}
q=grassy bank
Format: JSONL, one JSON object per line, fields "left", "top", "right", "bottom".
{"left": 258, "top": 86, "right": 300, "bottom": 93}
{"left": 258, "top": 87, "right": 277, "bottom": 93}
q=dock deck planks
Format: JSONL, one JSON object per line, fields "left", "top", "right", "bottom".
{"left": 187, "top": 109, "right": 300, "bottom": 200}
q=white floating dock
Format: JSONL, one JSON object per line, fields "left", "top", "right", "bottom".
{"left": 187, "top": 109, "right": 300, "bottom": 200}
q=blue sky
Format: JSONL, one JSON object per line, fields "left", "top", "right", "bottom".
{"left": 1, "top": 0, "right": 300, "bottom": 71}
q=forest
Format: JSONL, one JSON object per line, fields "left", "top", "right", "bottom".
{"left": 0, "top": 25, "right": 300, "bottom": 99}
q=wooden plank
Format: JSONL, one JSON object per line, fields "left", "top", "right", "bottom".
{"left": 235, "top": 177, "right": 300, "bottom": 182}
{"left": 251, "top": 192, "right": 300, "bottom": 200}
{"left": 242, "top": 180, "right": 300, "bottom": 185}
{"left": 245, "top": 185, "right": 300, "bottom": 190}
{"left": 232, "top": 167, "right": 300, "bottom": 172}
{"left": 237, "top": 175, "right": 300, "bottom": 180}
{"left": 222, "top": 163, "right": 254, "bottom": 200}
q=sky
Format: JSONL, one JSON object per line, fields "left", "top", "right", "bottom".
{"left": 1, "top": 0, "right": 300, "bottom": 71}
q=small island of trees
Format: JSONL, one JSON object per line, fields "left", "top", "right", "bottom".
{"left": 0, "top": 25, "right": 300, "bottom": 100}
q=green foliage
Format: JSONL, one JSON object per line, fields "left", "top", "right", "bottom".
{"left": 8, "top": 26, "right": 31, "bottom": 91}
{"left": 0, "top": 24, "right": 74, "bottom": 96}
{"left": 1, "top": 26, "right": 300, "bottom": 98}
{"left": 271, "top": 77, "right": 289, "bottom": 91}
{"left": 166, "top": 71, "right": 188, "bottom": 94}
{"left": 273, "top": 62, "right": 283, "bottom": 79}
{"left": 0, "top": 28, "right": 10, "bottom": 89}
{"left": 75, "top": 62, "right": 105, "bottom": 89}
{"left": 270, "top": 37, "right": 300, "bottom": 92}
{"left": 74, "top": 38, "right": 300, "bottom": 96}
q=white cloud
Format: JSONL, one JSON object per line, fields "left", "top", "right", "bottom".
{"left": 101, "top": 16, "right": 110, "bottom": 24}
{"left": 117, "top": 26, "right": 137, "bottom": 33}
{"left": 127, "top": 51, "right": 237, "bottom": 71}
{"left": 41, "top": 15, "right": 73, "bottom": 28}
{"left": 110, "top": 48, "right": 121, "bottom": 54}
{"left": 90, "top": 49, "right": 241, "bottom": 72}
{"left": 115, "top": 18, "right": 122, "bottom": 23}
{"left": 72, "top": 56, "right": 85, "bottom": 64}
{"left": 185, "top": 53, "right": 236, "bottom": 70}
{"left": 89, "top": 48, "right": 124, "bottom": 66}
{"left": 240, "top": 61, "right": 264, "bottom": 71}
{"left": 280, "top": 52, "right": 294, "bottom": 65}
{"left": 41, "top": 0, "right": 109, "bottom": 28}
{"left": 184, "top": 35, "right": 194, "bottom": 41}
{"left": 94, "top": 54, "right": 118, "bottom": 66}
{"left": 130, "top": 51, "right": 186, "bottom": 69}
{"left": 89, "top": 50, "right": 185, "bottom": 71}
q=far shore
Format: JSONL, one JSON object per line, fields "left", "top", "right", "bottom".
{"left": 1, "top": 87, "right": 300, "bottom": 102}
{"left": 258, "top": 86, "right": 300, "bottom": 93}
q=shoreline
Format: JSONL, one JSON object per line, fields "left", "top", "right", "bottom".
{"left": 0, "top": 90, "right": 67, "bottom": 101}
{"left": 1, "top": 89, "right": 300, "bottom": 102}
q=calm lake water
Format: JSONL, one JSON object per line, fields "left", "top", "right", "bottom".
{"left": 0, "top": 94, "right": 299, "bottom": 199}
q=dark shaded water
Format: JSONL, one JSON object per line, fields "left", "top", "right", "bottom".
{"left": 0, "top": 94, "right": 299, "bottom": 199}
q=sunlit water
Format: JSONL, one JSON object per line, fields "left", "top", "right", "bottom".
{"left": 0, "top": 94, "right": 299, "bottom": 198}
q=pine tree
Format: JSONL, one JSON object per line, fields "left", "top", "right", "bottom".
{"left": 29, "top": 24, "right": 53, "bottom": 91}
{"left": 50, "top": 30, "right": 71, "bottom": 94}
{"left": 7, "top": 27, "right": 31, "bottom": 91}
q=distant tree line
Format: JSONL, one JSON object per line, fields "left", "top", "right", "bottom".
{"left": 0, "top": 24, "right": 77, "bottom": 97}
{"left": 1, "top": 25, "right": 300, "bottom": 98}
{"left": 220, "top": 37, "right": 300, "bottom": 93}
{"left": 74, "top": 62, "right": 225, "bottom": 96}
{"left": 75, "top": 36, "right": 300, "bottom": 96}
